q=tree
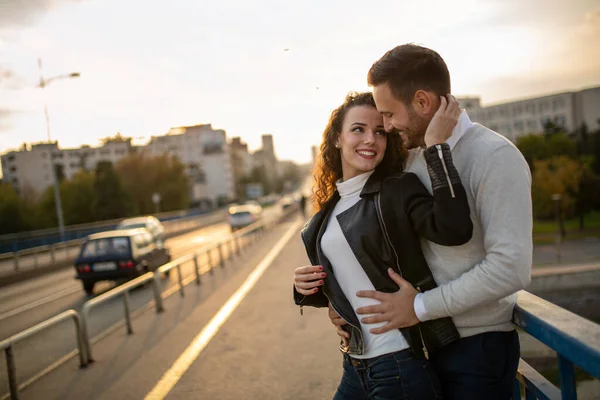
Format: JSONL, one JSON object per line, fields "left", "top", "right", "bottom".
{"left": 60, "top": 170, "right": 96, "bottom": 225}
{"left": 93, "top": 161, "right": 132, "bottom": 220}
{"left": 531, "top": 156, "right": 585, "bottom": 219}
{"left": 116, "top": 153, "right": 189, "bottom": 215}
{"left": 575, "top": 167, "right": 600, "bottom": 229}
{"left": 0, "top": 183, "right": 28, "bottom": 234}
{"left": 100, "top": 132, "right": 130, "bottom": 144}
{"left": 240, "top": 166, "right": 273, "bottom": 196}
{"left": 546, "top": 134, "right": 577, "bottom": 159}
{"left": 516, "top": 133, "right": 578, "bottom": 172}
{"left": 516, "top": 135, "right": 547, "bottom": 171}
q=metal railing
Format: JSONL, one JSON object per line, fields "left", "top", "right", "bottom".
{"left": 0, "top": 310, "right": 87, "bottom": 400}
{"left": 512, "top": 290, "right": 600, "bottom": 400}
{"left": 0, "top": 209, "right": 227, "bottom": 276}
{"left": 80, "top": 206, "right": 289, "bottom": 364}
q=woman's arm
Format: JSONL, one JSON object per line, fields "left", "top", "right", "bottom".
{"left": 389, "top": 144, "right": 473, "bottom": 246}
{"left": 293, "top": 265, "right": 329, "bottom": 308}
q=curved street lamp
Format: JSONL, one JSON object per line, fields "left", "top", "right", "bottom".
{"left": 38, "top": 58, "right": 80, "bottom": 241}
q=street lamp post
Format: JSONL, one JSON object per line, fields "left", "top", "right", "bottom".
{"left": 551, "top": 193, "right": 563, "bottom": 263}
{"left": 38, "top": 58, "right": 80, "bottom": 242}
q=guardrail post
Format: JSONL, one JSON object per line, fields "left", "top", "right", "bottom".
{"left": 123, "top": 291, "right": 133, "bottom": 335}
{"left": 194, "top": 255, "right": 201, "bottom": 285}
{"left": 6, "top": 346, "right": 19, "bottom": 400}
{"left": 152, "top": 273, "right": 165, "bottom": 313}
{"left": 218, "top": 243, "right": 225, "bottom": 268}
{"left": 177, "top": 264, "right": 184, "bottom": 297}
{"left": 558, "top": 355, "right": 577, "bottom": 400}
{"left": 50, "top": 245, "right": 56, "bottom": 265}
{"left": 206, "top": 247, "right": 215, "bottom": 275}
{"left": 14, "top": 252, "right": 19, "bottom": 271}
{"left": 229, "top": 239, "right": 235, "bottom": 258}
{"left": 235, "top": 236, "right": 241, "bottom": 256}
{"left": 72, "top": 314, "right": 87, "bottom": 368}
{"left": 81, "top": 307, "right": 94, "bottom": 363}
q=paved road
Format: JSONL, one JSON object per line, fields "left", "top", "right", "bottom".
{"left": 533, "top": 236, "right": 600, "bottom": 266}
{"left": 0, "top": 212, "right": 227, "bottom": 280}
{"left": 0, "top": 218, "right": 254, "bottom": 397}
{"left": 1, "top": 213, "right": 343, "bottom": 400}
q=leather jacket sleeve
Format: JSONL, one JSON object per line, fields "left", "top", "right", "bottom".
{"left": 293, "top": 285, "right": 329, "bottom": 308}
{"left": 395, "top": 143, "right": 473, "bottom": 246}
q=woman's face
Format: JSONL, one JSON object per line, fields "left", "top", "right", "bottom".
{"left": 337, "top": 105, "right": 387, "bottom": 181}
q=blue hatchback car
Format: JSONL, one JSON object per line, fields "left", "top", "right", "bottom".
{"left": 74, "top": 228, "right": 170, "bottom": 295}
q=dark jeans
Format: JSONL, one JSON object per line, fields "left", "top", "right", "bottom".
{"left": 429, "top": 330, "right": 520, "bottom": 400}
{"left": 333, "top": 350, "right": 443, "bottom": 400}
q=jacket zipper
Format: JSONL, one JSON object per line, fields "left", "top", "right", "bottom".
{"left": 436, "top": 145, "right": 455, "bottom": 198}
{"left": 376, "top": 194, "right": 402, "bottom": 277}
{"left": 378, "top": 192, "right": 430, "bottom": 359}
{"left": 324, "top": 291, "right": 365, "bottom": 354}
{"left": 299, "top": 229, "right": 365, "bottom": 354}
{"left": 298, "top": 231, "right": 319, "bottom": 316}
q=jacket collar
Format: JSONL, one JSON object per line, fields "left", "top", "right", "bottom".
{"left": 360, "top": 167, "right": 387, "bottom": 197}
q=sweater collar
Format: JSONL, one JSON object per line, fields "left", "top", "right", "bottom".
{"left": 446, "top": 110, "right": 473, "bottom": 150}
{"left": 336, "top": 171, "right": 374, "bottom": 199}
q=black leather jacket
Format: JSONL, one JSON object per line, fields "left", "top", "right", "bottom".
{"left": 294, "top": 143, "right": 473, "bottom": 359}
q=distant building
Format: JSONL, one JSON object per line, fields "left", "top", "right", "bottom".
{"left": 1, "top": 124, "right": 235, "bottom": 208}
{"left": 0, "top": 139, "right": 132, "bottom": 197}
{"left": 255, "top": 134, "right": 279, "bottom": 186}
{"left": 229, "top": 137, "right": 253, "bottom": 200}
{"left": 144, "top": 124, "right": 235, "bottom": 208}
{"left": 458, "top": 86, "right": 600, "bottom": 142}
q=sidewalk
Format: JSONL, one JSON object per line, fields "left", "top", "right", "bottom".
{"left": 17, "top": 217, "right": 342, "bottom": 400}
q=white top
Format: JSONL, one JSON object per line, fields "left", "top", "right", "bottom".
{"left": 321, "top": 171, "right": 409, "bottom": 359}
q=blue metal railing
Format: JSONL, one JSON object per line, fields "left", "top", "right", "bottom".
{"left": 0, "top": 207, "right": 213, "bottom": 253}
{"left": 513, "top": 290, "right": 600, "bottom": 400}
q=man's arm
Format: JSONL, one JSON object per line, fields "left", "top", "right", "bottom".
{"left": 418, "top": 144, "right": 532, "bottom": 321}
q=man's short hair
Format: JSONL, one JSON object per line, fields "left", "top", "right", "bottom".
{"left": 367, "top": 44, "right": 451, "bottom": 104}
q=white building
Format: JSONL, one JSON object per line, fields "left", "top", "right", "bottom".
{"left": 143, "top": 124, "right": 235, "bottom": 207}
{"left": 1, "top": 125, "right": 235, "bottom": 208}
{"left": 1, "top": 139, "right": 132, "bottom": 197}
{"left": 459, "top": 86, "right": 600, "bottom": 142}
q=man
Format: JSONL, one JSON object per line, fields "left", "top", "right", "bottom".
{"left": 331, "top": 44, "right": 532, "bottom": 399}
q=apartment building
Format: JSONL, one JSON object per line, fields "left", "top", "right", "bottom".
{"left": 144, "top": 124, "right": 235, "bottom": 207}
{"left": 459, "top": 86, "right": 600, "bottom": 142}
{"left": 0, "top": 139, "right": 132, "bottom": 197}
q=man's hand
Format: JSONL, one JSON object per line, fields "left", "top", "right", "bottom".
{"left": 355, "top": 268, "right": 420, "bottom": 334}
{"left": 329, "top": 302, "right": 350, "bottom": 347}
{"left": 424, "top": 94, "right": 461, "bottom": 148}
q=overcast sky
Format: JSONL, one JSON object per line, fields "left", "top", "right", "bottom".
{"left": 1, "top": 0, "right": 599, "bottom": 165}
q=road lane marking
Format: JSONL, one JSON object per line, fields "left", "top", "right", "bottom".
{"left": 0, "top": 286, "right": 82, "bottom": 322}
{"left": 144, "top": 218, "right": 302, "bottom": 400}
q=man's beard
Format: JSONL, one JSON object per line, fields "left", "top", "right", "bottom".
{"left": 401, "top": 108, "right": 429, "bottom": 150}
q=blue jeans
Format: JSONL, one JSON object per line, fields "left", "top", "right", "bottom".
{"left": 333, "top": 350, "right": 444, "bottom": 400}
{"left": 429, "top": 330, "right": 520, "bottom": 400}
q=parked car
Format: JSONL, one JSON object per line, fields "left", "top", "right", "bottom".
{"left": 74, "top": 228, "right": 171, "bottom": 295}
{"left": 228, "top": 204, "right": 262, "bottom": 232}
{"left": 280, "top": 195, "right": 296, "bottom": 210}
{"left": 116, "top": 216, "right": 165, "bottom": 247}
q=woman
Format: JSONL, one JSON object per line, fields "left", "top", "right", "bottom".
{"left": 293, "top": 92, "right": 472, "bottom": 400}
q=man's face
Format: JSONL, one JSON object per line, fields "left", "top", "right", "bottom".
{"left": 372, "top": 83, "right": 429, "bottom": 149}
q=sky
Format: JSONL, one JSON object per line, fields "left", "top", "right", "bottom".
{"left": 1, "top": 0, "right": 599, "bottom": 166}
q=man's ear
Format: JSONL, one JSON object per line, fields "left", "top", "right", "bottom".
{"left": 412, "top": 90, "right": 438, "bottom": 117}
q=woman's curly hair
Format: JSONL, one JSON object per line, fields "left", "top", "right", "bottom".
{"left": 312, "top": 92, "right": 406, "bottom": 212}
